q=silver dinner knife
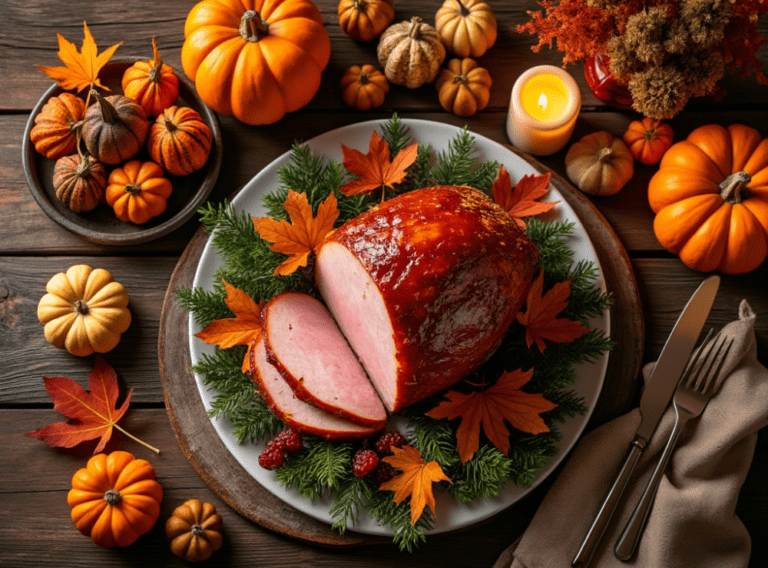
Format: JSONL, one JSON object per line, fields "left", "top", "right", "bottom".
{"left": 572, "top": 275, "right": 720, "bottom": 567}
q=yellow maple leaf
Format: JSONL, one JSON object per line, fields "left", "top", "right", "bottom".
{"left": 37, "top": 21, "right": 121, "bottom": 92}
{"left": 379, "top": 445, "right": 452, "bottom": 525}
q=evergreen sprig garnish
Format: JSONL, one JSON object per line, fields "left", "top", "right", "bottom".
{"left": 178, "top": 115, "right": 612, "bottom": 551}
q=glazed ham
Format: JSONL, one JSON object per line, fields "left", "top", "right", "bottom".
{"left": 262, "top": 292, "right": 387, "bottom": 429}
{"left": 248, "top": 336, "right": 379, "bottom": 440}
{"left": 315, "top": 185, "right": 540, "bottom": 413}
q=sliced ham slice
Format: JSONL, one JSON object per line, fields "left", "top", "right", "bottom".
{"left": 315, "top": 185, "right": 540, "bottom": 413}
{"left": 262, "top": 292, "right": 387, "bottom": 429}
{"left": 248, "top": 336, "right": 380, "bottom": 440}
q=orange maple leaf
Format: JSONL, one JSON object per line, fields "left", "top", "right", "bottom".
{"left": 516, "top": 270, "right": 590, "bottom": 352}
{"left": 36, "top": 21, "right": 121, "bottom": 93}
{"left": 24, "top": 356, "right": 159, "bottom": 454}
{"left": 379, "top": 445, "right": 452, "bottom": 525}
{"left": 426, "top": 369, "right": 558, "bottom": 464}
{"left": 339, "top": 130, "right": 418, "bottom": 200}
{"left": 252, "top": 190, "right": 339, "bottom": 276}
{"left": 194, "top": 280, "right": 265, "bottom": 372}
{"left": 492, "top": 165, "right": 557, "bottom": 228}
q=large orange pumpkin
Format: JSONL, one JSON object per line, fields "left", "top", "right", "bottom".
{"left": 181, "top": 0, "right": 331, "bottom": 125}
{"left": 649, "top": 124, "right": 768, "bottom": 274}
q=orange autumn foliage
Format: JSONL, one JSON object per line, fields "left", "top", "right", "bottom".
{"left": 194, "top": 280, "right": 266, "bottom": 372}
{"left": 516, "top": 271, "right": 590, "bottom": 352}
{"left": 252, "top": 190, "right": 340, "bottom": 276}
{"left": 491, "top": 165, "right": 557, "bottom": 228}
{"left": 340, "top": 130, "right": 418, "bottom": 200}
{"left": 379, "top": 445, "right": 452, "bottom": 525}
{"left": 37, "top": 21, "right": 121, "bottom": 93}
{"left": 426, "top": 369, "right": 558, "bottom": 464}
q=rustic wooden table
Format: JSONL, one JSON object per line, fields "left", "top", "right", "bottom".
{"left": 2, "top": 1, "right": 766, "bottom": 566}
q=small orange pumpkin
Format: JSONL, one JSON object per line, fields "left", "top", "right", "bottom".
{"left": 67, "top": 451, "right": 163, "bottom": 548}
{"left": 623, "top": 117, "right": 674, "bottom": 165}
{"left": 122, "top": 37, "right": 180, "bottom": 118}
{"left": 53, "top": 153, "right": 107, "bottom": 213}
{"left": 338, "top": 0, "right": 395, "bottom": 42}
{"left": 166, "top": 499, "right": 224, "bottom": 562}
{"left": 30, "top": 93, "right": 85, "bottom": 160}
{"left": 106, "top": 161, "right": 173, "bottom": 224}
{"left": 148, "top": 106, "right": 212, "bottom": 176}
{"left": 340, "top": 64, "right": 389, "bottom": 110}
{"left": 649, "top": 124, "right": 768, "bottom": 274}
{"left": 435, "top": 57, "right": 491, "bottom": 117}
{"left": 182, "top": 0, "right": 331, "bottom": 125}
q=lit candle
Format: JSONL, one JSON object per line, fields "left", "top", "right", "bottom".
{"left": 507, "top": 65, "right": 581, "bottom": 156}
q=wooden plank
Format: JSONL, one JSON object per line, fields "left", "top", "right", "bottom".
{"left": 6, "top": 111, "right": 768, "bottom": 255}
{"left": 4, "top": 0, "right": 767, "bottom": 112}
{"left": 1, "top": 409, "right": 535, "bottom": 568}
{"left": 0, "top": 256, "right": 177, "bottom": 404}
{"left": 2, "top": 407, "right": 766, "bottom": 567}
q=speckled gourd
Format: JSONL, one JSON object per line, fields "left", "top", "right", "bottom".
{"left": 377, "top": 17, "right": 446, "bottom": 89}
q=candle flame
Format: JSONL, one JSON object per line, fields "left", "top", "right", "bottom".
{"left": 538, "top": 93, "right": 548, "bottom": 111}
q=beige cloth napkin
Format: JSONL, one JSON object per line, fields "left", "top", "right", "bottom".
{"left": 496, "top": 300, "right": 767, "bottom": 568}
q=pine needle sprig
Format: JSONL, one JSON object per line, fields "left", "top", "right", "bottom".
{"left": 176, "top": 286, "right": 230, "bottom": 328}
{"left": 366, "top": 490, "right": 432, "bottom": 552}
{"left": 447, "top": 445, "right": 513, "bottom": 503}
{"left": 191, "top": 348, "right": 282, "bottom": 442}
{"left": 275, "top": 438, "right": 354, "bottom": 499}
{"left": 380, "top": 112, "right": 413, "bottom": 157}
{"left": 329, "top": 476, "right": 374, "bottom": 535}
{"left": 430, "top": 128, "right": 500, "bottom": 192}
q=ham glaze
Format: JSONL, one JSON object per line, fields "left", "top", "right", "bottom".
{"left": 248, "top": 336, "right": 379, "bottom": 440}
{"left": 263, "top": 292, "right": 387, "bottom": 429}
{"left": 315, "top": 185, "right": 540, "bottom": 412}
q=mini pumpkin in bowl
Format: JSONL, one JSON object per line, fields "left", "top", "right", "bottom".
{"left": 22, "top": 57, "right": 223, "bottom": 245}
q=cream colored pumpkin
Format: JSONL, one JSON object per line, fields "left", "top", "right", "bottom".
{"left": 37, "top": 265, "right": 131, "bottom": 357}
{"left": 435, "top": 0, "right": 497, "bottom": 58}
{"left": 565, "top": 131, "right": 634, "bottom": 196}
{"left": 377, "top": 17, "right": 446, "bottom": 88}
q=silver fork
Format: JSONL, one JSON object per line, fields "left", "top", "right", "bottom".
{"left": 614, "top": 330, "right": 734, "bottom": 561}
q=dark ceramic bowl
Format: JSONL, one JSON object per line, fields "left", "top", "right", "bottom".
{"left": 22, "top": 57, "right": 223, "bottom": 245}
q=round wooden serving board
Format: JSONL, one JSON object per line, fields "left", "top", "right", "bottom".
{"left": 158, "top": 149, "right": 644, "bottom": 547}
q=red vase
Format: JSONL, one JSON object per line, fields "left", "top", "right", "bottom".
{"left": 584, "top": 54, "right": 633, "bottom": 110}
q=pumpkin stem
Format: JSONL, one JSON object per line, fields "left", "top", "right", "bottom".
{"left": 125, "top": 183, "right": 141, "bottom": 195}
{"left": 453, "top": 74, "right": 467, "bottom": 85}
{"left": 597, "top": 147, "right": 613, "bottom": 162}
{"left": 149, "top": 36, "right": 164, "bottom": 83}
{"left": 104, "top": 489, "right": 121, "bottom": 505}
{"left": 643, "top": 128, "right": 658, "bottom": 141}
{"left": 191, "top": 525, "right": 205, "bottom": 537}
{"left": 74, "top": 299, "right": 89, "bottom": 315}
{"left": 163, "top": 117, "right": 178, "bottom": 133}
{"left": 90, "top": 89, "right": 119, "bottom": 125}
{"left": 358, "top": 70, "right": 370, "bottom": 85}
{"left": 409, "top": 16, "right": 423, "bottom": 39}
{"left": 75, "top": 155, "right": 92, "bottom": 178}
{"left": 457, "top": 0, "right": 470, "bottom": 16}
{"left": 720, "top": 171, "right": 751, "bottom": 203}
{"left": 240, "top": 10, "right": 269, "bottom": 42}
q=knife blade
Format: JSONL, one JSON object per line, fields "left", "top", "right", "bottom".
{"left": 572, "top": 275, "right": 720, "bottom": 567}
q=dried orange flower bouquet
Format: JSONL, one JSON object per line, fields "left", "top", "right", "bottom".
{"left": 519, "top": 0, "right": 768, "bottom": 118}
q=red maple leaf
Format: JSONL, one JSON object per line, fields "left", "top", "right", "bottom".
{"left": 492, "top": 165, "right": 557, "bottom": 228}
{"left": 339, "top": 130, "right": 418, "bottom": 201}
{"left": 516, "top": 270, "right": 590, "bottom": 352}
{"left": 25, "top": 356, "right": 159, "bottom": 454}
{"left": 426, "top": 369, "right": 558, "bottom": 464}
